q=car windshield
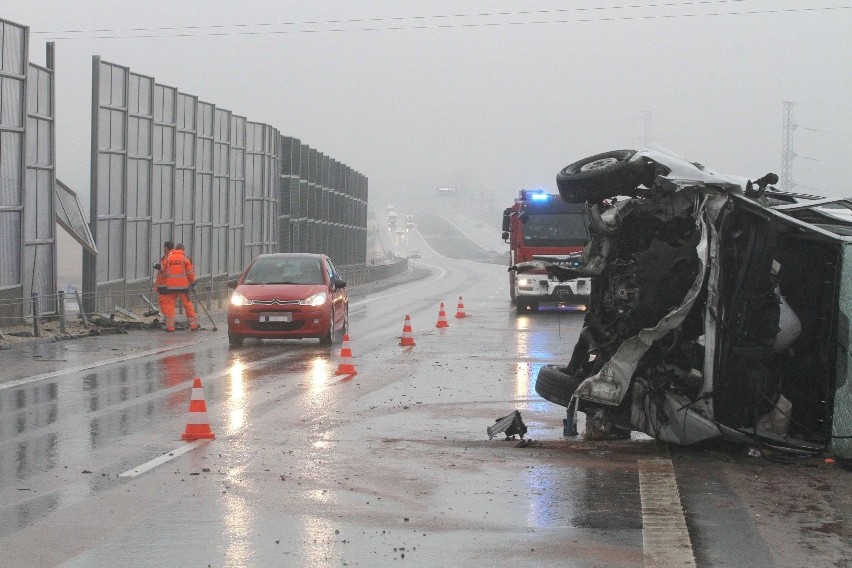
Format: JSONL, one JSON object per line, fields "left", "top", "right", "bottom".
{"left": 243, "top": 258, "right": 325, "bottom": 285}
{"left": 522, "top": 212, "right": 588, "bottom": 247}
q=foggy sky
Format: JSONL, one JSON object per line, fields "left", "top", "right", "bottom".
{"left": 4, "top": 0, "right": 851, "bottom": 212}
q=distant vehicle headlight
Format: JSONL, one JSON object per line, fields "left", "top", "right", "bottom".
{"left": 518, "top": 278, "right": 535, "bottom": 286}
{"left": 300, "top": 291, "right": 328, "bottom": 307}
{"left": 230, "top": 292, "right": 250, "bottom": 306}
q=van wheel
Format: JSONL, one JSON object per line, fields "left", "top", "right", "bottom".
{"left": 557, "top": 150, "right": 643, "bottom": 203}
{"left": 535, "top": 365, "right": 584, "bottom": 407}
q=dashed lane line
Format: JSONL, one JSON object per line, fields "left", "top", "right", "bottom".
{"left": 0, "top": 337, "right": 219, "bottom": 391}
{"left": 638, "top": 456, "right": 697, "bottom": 568}
{"left": 119, "top": 440, "right": 211, "bottom": 478}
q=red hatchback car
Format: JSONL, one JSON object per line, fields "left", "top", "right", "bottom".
{"left": 226, "top": 253, "right": 349, "bottom": 347}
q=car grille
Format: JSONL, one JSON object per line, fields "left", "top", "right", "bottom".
{"left": 247, "top": 321, "right": 305, "bottom": 332}
{"left": 249, "top": 298, "right": 300, "bottom": 306}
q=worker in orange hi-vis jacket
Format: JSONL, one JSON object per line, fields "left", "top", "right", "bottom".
{"left": 157, "top": 243, "right": 200, "bottom": 332}
{"left": 153, "top": 240, "right": 174, "bottom": 307}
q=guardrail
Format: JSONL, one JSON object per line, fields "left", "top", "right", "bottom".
{"left": 338, "top": 258, "right": 409, "bottom": 287}
{"left": 0, "top": 260, "right": 410, "bottom": 340}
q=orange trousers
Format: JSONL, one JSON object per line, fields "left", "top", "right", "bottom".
{"left": 159, "top": 292, "right": 198, "bottom": 331}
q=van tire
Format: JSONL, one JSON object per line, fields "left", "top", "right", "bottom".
{"left": 535, "top": 364, "right": 584, "bottom": 407}
{"left": 557, "top": 150, "right": 642, "bottom": 203}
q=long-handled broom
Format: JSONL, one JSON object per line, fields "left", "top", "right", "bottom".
{"left": 190, "top": 285, "right": 218, "bottom": 331}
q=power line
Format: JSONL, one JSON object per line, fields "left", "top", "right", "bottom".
{"left": 29, "top": 1, "right": 757, "bottom": 34}
{"left": 33, "top": 4, "right": 852, "bottom": 40}
{"left": 797, "top": 155, "right": 846, "bottom": 167}
{"left": 796, "top": 183, "right": 845, "bottom": 195}
{"left": 798, "top": 125, "right": 852, "bottom": 138}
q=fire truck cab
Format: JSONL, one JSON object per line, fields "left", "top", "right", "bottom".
{"left": 502, "top": 189, "right": 590, "bottom": 313}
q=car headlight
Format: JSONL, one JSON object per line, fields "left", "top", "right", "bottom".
{"left": 300, "top": 291, "right": 328, "bottom": 307}
{"left": 518, "top": 278, "right": 535, "bottom": 286}
{"left": 230, "top": 292, "right": 250, "bottom": 307}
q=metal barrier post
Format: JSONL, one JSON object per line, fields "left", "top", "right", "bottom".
{"left": 58, "top": 290, "right": 67, "bottom": 334}
{"left": 206, "top": 283, "right": 212, "bottom": 311}
{"left": 75, "top": 290, "right": 89, "bottom": 329}
{"left": 31, "top": 292, "right": 41, "bottom": 337}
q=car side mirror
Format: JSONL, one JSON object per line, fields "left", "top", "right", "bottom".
{"left": 227, "top": 279, "right": 239, "bottom": 289}
{"left": 333, "top": 279, "right": 347, "bottom": 289}
{"left": 502, "top": 231, "right": 509, "bottom": 240}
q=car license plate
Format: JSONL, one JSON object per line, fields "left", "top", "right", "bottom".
{"left": 261, "top": 313, "right": 292, "bottom": 322}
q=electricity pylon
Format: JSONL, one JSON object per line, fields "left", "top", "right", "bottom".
{"left": 781, "top": 102, "right": 796, "bottom": 192}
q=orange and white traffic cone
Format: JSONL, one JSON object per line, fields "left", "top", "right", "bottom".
{"left": 181, "top": 377, "right": 216, "bottom": 441}
{"left": 399, "top": 314, "right": 416, "bottom": 346}
{"left": 455, "top": 296, "right": 467, "bottom": 318}
{"left": 436, "top": 302, "right": 449, "bottom": 329}
{"left": 336, "top": 334, "right": 358, "bottom": 376}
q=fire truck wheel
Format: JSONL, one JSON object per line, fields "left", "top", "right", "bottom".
{"left": 535, "top": 364, "right": 584, "bottom": 408}
{"left": 515, "top": 298, "right": 539, "bottom": 314}
{"left": 556, "top": 150, "right": 643, "bottom": 203}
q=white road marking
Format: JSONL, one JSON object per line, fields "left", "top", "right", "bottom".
{"left": 3, "top": 261, "right": 446, "bottom": 391}
{"left": 0, "top": 338, "right": 219, "bottom": 391}
{"left": 349, "top": 263, "right": 447, "bottom": 306}
{"left": 638, "top": 457, "right": 697, "bottom": 567}
{"left": 437, "top": 215, "right": 501, "bottom": 252}
{"left": 119, "top": 439, "right": 211, "bottom": 478}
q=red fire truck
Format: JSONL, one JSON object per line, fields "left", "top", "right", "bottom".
{"left": 502, "top": 189, "right": 590, "bottom": 313}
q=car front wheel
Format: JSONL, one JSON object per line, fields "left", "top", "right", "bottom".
{"left": 228, "top": 332, "right": 244, "bottom": 347}
{"left": 319, "top": 309, "right": 335, "bottom": 345}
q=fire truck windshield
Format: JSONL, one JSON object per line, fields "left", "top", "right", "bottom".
{"left": 522, "top": 213, "right": 587, "bottom": 247}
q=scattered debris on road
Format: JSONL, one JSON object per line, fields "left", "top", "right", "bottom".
{"left": 487, "top": 410, "right": 527, "bottom": 440}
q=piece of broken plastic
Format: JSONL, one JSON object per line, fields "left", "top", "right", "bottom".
{"left": 487, "top": 410, "right": 527, "bottom": 440}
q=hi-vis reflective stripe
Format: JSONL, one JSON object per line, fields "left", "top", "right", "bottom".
{"left": 187, "top": 386, "right": 209, "bottom": 418}
{"left": 163, "top": 260, "right": 188, "bottom": 282}
{"left": 182, "top": 378, "right": 215, "bottom": 441}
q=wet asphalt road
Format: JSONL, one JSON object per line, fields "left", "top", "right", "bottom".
{"left": 0, "top": 232, "right": 850, "bottom": 567}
